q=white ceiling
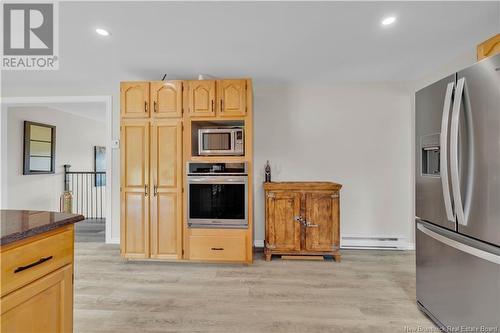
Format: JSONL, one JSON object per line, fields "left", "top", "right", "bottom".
{"left": 2, "top": 1, "right": 499, "bottom": 88}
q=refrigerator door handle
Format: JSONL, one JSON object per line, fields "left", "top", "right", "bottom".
{"left": 417, "top": 223, "right": 500, "bottom": 265}
{"left": 450, "top": 77, "right": 474, "bottom": 226}
{"left": 440, "top": 82, "right": 456, "bottom": 222}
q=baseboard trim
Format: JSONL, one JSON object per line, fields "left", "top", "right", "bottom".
{"left": 106, "top": 237, "right": 120, "bottom": 245}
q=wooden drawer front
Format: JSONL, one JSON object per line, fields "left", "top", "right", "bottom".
{"left": 1, "top": 264, "right": 73, "bottom": 333}
{"left": 1, "top": 229, "right": 73, "bottom": 297}
{"left": 189, "top": 235, "right": 246, "bottom": 262}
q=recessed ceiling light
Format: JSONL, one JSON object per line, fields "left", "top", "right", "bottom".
{"left": 95, "top": 28, "right": 110, "bottom": 36}
{"left": 381, "top": 16, "right": 396, "bottom": 26}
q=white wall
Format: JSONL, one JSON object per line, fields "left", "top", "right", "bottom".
{"left": 253, "top": 83, "right": 414, "bottom": 247}
{"left": 6, "top": 106, "right": 106, "bottom": 212}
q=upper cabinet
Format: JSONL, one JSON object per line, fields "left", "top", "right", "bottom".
{"left": 187, "top": 79, "right": 249, "bottom": 118}
{"left": 121, "top": 82, "right": 150, "bottom": 118}
{"left": 217, "top": 80, "right": 247, "bottom": 117}
{"left": 188, "top": 80, "right": 216, "bottom": 117}
{"left": 150, "top": 81, "right": 183, "bottom": 118}
{"left": 477, "top": 34, "right": 500, "bottom": 61}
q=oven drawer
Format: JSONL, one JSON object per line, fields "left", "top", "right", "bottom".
{"left": 189, "top": 231, "right": 247, "bottom": 262}
{"left": 1, "top": 227, "right": 74, "bottom": 297}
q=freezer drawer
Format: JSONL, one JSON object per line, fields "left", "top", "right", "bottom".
{"left": 416, "top": 220, "right": 500, "bottom": 331}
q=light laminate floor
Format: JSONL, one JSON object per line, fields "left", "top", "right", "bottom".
{"left": 74, "top": 243, "right": 435, "bottom": 333}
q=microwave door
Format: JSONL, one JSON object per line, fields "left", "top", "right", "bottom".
{"left": 200, "top": 131, "right": 231, "bottom": 155}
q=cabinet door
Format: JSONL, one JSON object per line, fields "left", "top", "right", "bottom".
{"left": 304, "top": 192, "right": 339, "bottom": 252}
{"left": 188, "top": 80, "right": 215, "bottom": 117}
{"left": 121, "top": 82, "right": 150, "bottom": 118}
{"left": 1, "top": 265, "right": 73, "bottom": 333}
{"left": 266, "top": 191, "right": 301, "bottom": 251}
{"left": 121, "top": 120, "right": 150, "bottom": 258}
{"left": 217, "top": 80, "right": 247, "bottom": 117}
{"left": 150, "top": 81, "right": 183, "bottom": 118}
{"left": 150, "top": 120, "right": 183, "bottom": 259}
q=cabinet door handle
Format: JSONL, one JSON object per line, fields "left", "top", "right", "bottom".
{"left": 220, "top": 99, "right": 223, "bottom": 112}
{"left": 145, "top": 101, "right": 148, "bottom": 113}
{"left": 211, "top": 247, "right": 224, "bottom": 251}
{"left": 14, "top": 256, "right": 53, "bottom": 273}
{"left": 145, "top": 185, "right": 148, "bottom": 197}
{"left": 306, "top": 222, "right": 318, "bottom": 228}
{"left": 153, "top": 185, "right": 158, "bottom": 196}
{"left": 211, "top": 100, "right": 214, "bottom": 112}
{"left": 154, "top": 101, "right": 158, "bottom": 113}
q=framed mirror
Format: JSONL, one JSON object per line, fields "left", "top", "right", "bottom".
{"left": 23, "top": 121, "right": 56, "bottom": 175}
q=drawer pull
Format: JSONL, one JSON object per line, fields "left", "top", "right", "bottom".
{"left": 211, "top": 247, "right": 224, "bottom": 251}
{"left": 14, "top": 256, "right": 53, "bottom": 273}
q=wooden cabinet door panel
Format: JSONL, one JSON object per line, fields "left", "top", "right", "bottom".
{"left": 150, "top": 120, "right": 182, "bottom": 259}
{"left": 121, "top": 82, "right": 149, "bottom": 118}
{"left": 121, "top": 121, "right": 149, "bottom": 258}
{"left": 305, "top": 192, "right": 338, "bottom": 252}
{"left": 188, "top": 80, "right": 215, "bottom": 117}
{"left": 1, "top": 265, "right": 73, "bottom": 333}
{"left": 151, "top": 81, "right": 183, "bottom": 118}
{"left": 217, "top": 80, "right": 246, "bottom": 117}
{"left": 477, "top": 34, "right": 500, "bottom": 60}
{"left": 266, "top": 191, "right": 301, "bottom": 251}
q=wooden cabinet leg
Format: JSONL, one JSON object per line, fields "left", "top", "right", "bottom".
{"left": 333, "top": 254, "right": 341, "bottom": 263}
{"left": 264, "top": 252, "right": 272, "bottom": 262}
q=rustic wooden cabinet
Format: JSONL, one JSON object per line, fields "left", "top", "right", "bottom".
{"left": 477, "top": 34, "right": 500, "bottom": 61}
{"left": 264, "top": 182, "right": 342, "bottom": 262}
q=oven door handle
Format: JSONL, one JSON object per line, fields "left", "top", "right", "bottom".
{"left": 188, "top": 176, "right": 247, "bottom": 183}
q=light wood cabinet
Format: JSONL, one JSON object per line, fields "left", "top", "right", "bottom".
{"left": 121, "top": 82, "right": 150, "bottom": 118}
{"left": 150, "top": 120, "right": 183, "bottom": 259}
{"left": 150, "top": 81, "right": 183, "bottom": 118}
{"left": 264, "top": 182, "right": 342, "bottom": 262}
{"left": 477, "top": 34, "right": 500, "bottom": 61}
{"left": 1, "top": 265, "right": 73, "bottom": 333}
{"left": 121, "top": 78, "right": 253, "bottom": 263}
{"left": 120, "top": 120, "right": 150, "bottom": 258}
{"left": 1, "top": 224, "right": 78, "bottom": 333}
{"left": 188, "top": 80, "right": 216, "bottom": 117}
{"left": 217, "top": 79, "right": 247, "bottom": 117}
{"left": 120, "top": 86, "right": 184, "bottom": 260}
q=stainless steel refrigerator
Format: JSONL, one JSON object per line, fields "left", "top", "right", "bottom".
{"left": 415, "top": 53, "right": 500, "bottom": 331}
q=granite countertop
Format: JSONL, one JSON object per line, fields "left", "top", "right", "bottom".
{"left": 0, "top": 210, "right": 84, "bottom": 246}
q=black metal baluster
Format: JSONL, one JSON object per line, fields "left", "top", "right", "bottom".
{"left": 100, "top": 174, "right": 103, "bottom": 219}
{"left": 76, "top": 174, "right": 79, "bottom": 214}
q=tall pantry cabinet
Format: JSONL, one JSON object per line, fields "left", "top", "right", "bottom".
{"left": 120, "top": 81, "right": 183, "bottom": 259}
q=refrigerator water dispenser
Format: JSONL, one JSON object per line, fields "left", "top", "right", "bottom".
{"left": 421, "top": 134, "right": 440, "bottom": 176}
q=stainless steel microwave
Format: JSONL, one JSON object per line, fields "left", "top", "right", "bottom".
{"left": 198, "top": 128, "right": 244, "bottom": 156}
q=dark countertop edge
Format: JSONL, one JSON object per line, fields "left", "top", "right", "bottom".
{"left": 0, "top": 214, "right": 85, "bottom": 246}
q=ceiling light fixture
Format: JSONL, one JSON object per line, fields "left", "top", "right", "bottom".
{"left": 381, "top": 16, "right": 396, "bottom": 26}
{"left": 95, "top": 28, "right": 110, "bottom": 36}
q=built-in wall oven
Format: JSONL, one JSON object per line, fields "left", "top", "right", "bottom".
{"left": 187, "top": 162, "right": 247, "bottom": 228}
